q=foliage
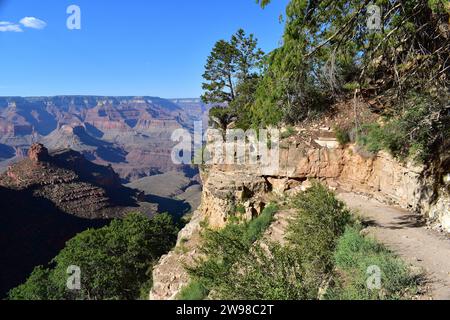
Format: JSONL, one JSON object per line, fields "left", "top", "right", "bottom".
{"left": 7, "top": 267, "right": 53, "bottom": 300}
{"left": 184, "top": 203, "right": 278, "bottom": 300}
{"left": 236, "top": 203, "right": 246, "bottom": 214}
{"left": 8, "top": 213, "right": 178, "bottom": 300}
{"left": 207, "top": 242, "right": 318, "bottom": 300}
{"left": 357, "top": 123, "right": 390, "bottom": 154}
{"left": 202, "top": 29, "right": 264, "bottom": 129}
{"left": 176, "top": 280, "right": 209, "bottom": 300}
{"left": 244, "top": 203, "right": 278, "bottom": 243}
{"left": 357, "top": 93, "right": 450, "bottom": 162}
{"left": 184, "top": 181, "right": 418, "bottom": 300}
{"left": 186, "top": 184, "right": 354, "bottom": 300}
{"left": 335, "top": 127, "right": 351, "bottom": 146}
{"left": 327, "top": 227, "right": 419, "bottom": 300}
{"left": 281, "top": 126, "right": 297, "bottom": 139}
{"left": 287, "top": 183, "right": 352, "bottom": 276}
{"left": 248, "top": 0, "right": 450, "bottom": 139}
{"left": 255, "top": 0, "right": 449, "bottom": 119}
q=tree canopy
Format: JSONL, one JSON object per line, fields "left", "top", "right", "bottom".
{"left": 202, "top": 29, "right": 265, "bottom": 130}
{"left": 8, "top": 213, "right": 178, "bottom": 300}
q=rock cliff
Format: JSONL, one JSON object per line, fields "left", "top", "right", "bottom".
{"left": 150, "top": 132, "right": 450, "bottom": 300}
{"left": 0, "top": 143, "right": 142, "bottom": 219}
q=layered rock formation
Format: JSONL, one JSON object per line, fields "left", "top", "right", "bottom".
{"left": 0, "top": 143, "right": 139, "bottom": 219}
{"left": 201, "top": 144, "right": 449, "bottom": 230}
{"left": 0, "top": 96, "right": 209, "bottom": 181}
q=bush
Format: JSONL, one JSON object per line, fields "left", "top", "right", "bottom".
{"left": 244, "top": 203, "right": 278, "bottom": 243}
{"left": 281, "top": 126, "right": 297, "bottom": 139}
{"left": 287, "top": 183, "right": 352, "bottom": 276}
{"left": 177, "top": 280, "right": 209, "bottom": 300}
{"left": 184, "top": 182, "right": 418, "bottom": 301}
{"left": 356, "top": 93, "right": 449, "bottom": 163}
{"left": 327, "top": 227, "right": 419, "bottom": 300}
{"left": 335, "top": 127, "right": 351, "bottom": 146}
{"left": 9, "top": 213, "right": 178, "bottom": 300}
{"left": 184, "top": 204, "right": 278, "bottom": 300}
{"left": 210, "top": 242, "right": 317, "bottom": 300}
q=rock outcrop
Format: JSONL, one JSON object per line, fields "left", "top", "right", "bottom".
{"left": 28, "top": 143, "right": 49, "bottom": 162}
{"left": 0, "top": 143, "right": 139, "bottom": 219}
{"left": 200, "top": 142, "right": 449, "bottom": 230}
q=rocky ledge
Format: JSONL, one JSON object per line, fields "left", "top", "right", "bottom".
{"left": 150, "top": 135, "right": 450, "bottom": 300}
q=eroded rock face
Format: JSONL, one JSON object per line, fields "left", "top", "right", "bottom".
{"left": 28, "top": 143, "right": 49, "bottom": 162}
{"left": 0, "top": 147, "right": 138, "bottom": 219}
{"left": 201, "top": 169, "right": 269, "bottom": 228}
{"left": 201, "top": 143, "right": 449, "bottom": 230}
{"left": 0, "top": 96, "right": 211, "bottom": 181}
{"left": 150, "top": 140, "right": 450, "bottom": 300}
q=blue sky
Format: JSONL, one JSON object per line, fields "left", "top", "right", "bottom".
{"left": 0, "top": 0, "right": 288, "bottom": 98}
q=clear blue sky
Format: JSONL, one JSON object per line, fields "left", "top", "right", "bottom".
{"left": 0, "top": 0, "right": 288, "bottom": 98}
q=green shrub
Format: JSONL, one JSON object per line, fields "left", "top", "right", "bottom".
{"left": 335, "top": 127, "right": 351, "bottom": 146}
{"left": 209, "top": 242, "right": 318, "bottom": 300}
{"left": 287, "top": 182, "right": 352, "bottom": 275}
{"left": 9, "top": 213, "right": 178, "bottom": 300}
{"left": 356, "top": 93, "right": 449, "bottom": 163}
{"left": 357, "top": 123, "right": 389, "bottom": 154}
{"left": 184, "top": 203, "right": 278, "bottom": 300}
{"left": 281, "top": 126, "right": 297, "bottom": 139}
{"left": 244, "top": 203, "right": 278, "bottom": 243}
{"left": 177, "top": 280, "right": 209, "bottom": 300}
{"left": 184, "top": 182, "right": 418, "bottom": 301}
{"left": 327, "top": 227, "right": 419, "bottom": 300}
{"left": 236, "top": 203, "right": 246, "bottom": 215}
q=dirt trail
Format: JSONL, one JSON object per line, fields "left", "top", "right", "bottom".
{"left": 338, "top": 193, "right": 450, "bottom": 300}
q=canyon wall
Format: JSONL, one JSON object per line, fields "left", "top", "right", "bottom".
{"left": 200, "top": 142, "right": 449, "bottom": 230}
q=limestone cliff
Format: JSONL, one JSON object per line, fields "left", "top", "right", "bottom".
{"left": 150, "top": 132, "right": 450, "bottom": 300}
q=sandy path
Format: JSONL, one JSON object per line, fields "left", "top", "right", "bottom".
{"left": 338, "top": 193, "right": 450, "bottom": 300}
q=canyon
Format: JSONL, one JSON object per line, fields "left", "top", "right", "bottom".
{"left": 0, "top": 96, "right": 208, "bottom": 297}
{"left": 0, "top": 142, "right": 180, "bottom": 298}
{"left": 0, "top": 96, "right": 210, "bottom": 182}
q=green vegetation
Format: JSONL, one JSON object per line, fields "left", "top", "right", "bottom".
{"left": 202, "top": 0, "right": 449, "bottom": 163}
{"left": 181, "top": 203, "right": 278, "bottom": 300}
{"left": 177, "top": 279, "right": 209, "bottom": 301}
{"left": 287, "top": 183, "right": 352, "bottom": 279}
{"left": 202, "top": 29, "right": 264, "bottom": 130}
{"left": 281, "top": 126, "right": 297, "bottom": 139}
{"left": 181, "top": 183, "right": 418, "bottom": 300}
{"left": 357, "top": 93, "right": 450, "bottom": 162}
{"left": 335, "top": 127, "right": 351, "bottom": 146}
{"left": 8, "top": 213, "right": 178, "bottom": 300}
{"left": 236, "top": 203, "right": 246, "bottom": 214}
{"left": 327, "top": 227, "right": 419, "bottom": 300}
